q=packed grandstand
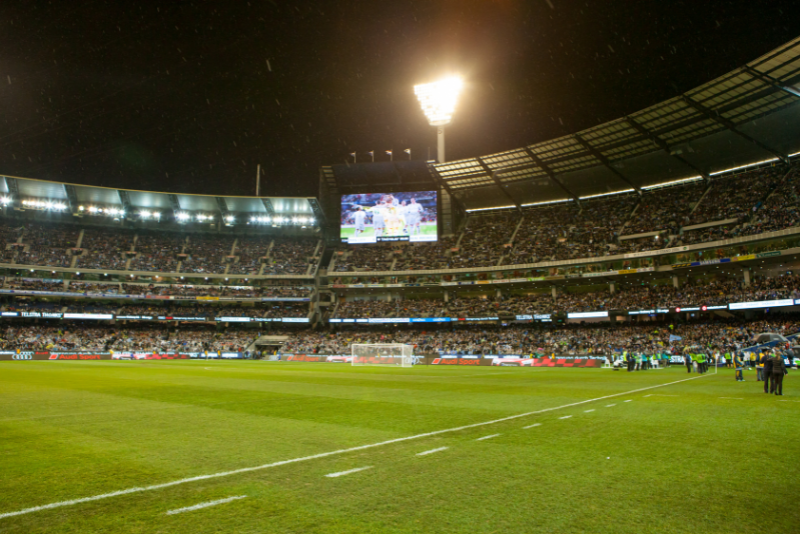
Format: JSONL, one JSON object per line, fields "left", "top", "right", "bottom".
{"left": 2, "top": 37, "right": 800, "bottom": 362}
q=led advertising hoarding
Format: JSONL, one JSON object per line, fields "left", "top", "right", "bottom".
{"left": 340, "top": 191, "right": 437, "bottom": 244}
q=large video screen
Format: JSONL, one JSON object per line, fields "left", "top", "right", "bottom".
{"left": 340, "top": 192, "right": 438, "bottom": 244}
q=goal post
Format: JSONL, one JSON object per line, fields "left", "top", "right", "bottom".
{"left": 351, "top": 343, "right": 414, "bottom": 367}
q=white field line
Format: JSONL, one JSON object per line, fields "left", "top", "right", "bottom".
{"left": 0, "top": 374, "right": 708, "bottom": 520}
{"left": 165, "top": 495, "right": 247, "bottom": 515}
{"left": 643, "top": 394, "right": 652, "bottom": 397}
{"left": 559, "top": 415, "right": 573, "bottom": 420}
{"left": 584, "top": 409, "right": 595, "bottom": 413}
{"left": 605, "top": 404, "right": 616, "bottom": 407}
{"left": 623, "top": 400, "right": 632, "bottom": 403}
{"left": 523, "top": 423, "right": 541, "bottom": 429}
{"left": 416, "top": 447, "right": 449, "bottom": 456}
{"left": 324, "top": 466, "right": 372, "bottom": 478}
{"left": 475, "top": 434, "right": 500, "bottom": 441}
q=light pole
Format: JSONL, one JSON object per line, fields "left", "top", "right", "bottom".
{"left": 414, "top": 76, "right": 463, "bottom": 163}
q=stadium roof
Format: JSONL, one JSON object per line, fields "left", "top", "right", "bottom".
{"left": 0, "top": 174, "right": 324, "bottom": 221}
{"left": 431, "top": 36, "right": 800, "bottom": 211}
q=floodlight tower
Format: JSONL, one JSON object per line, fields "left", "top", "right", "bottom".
{"left": 414, "top": 76, "right": 463, "bottom": 163}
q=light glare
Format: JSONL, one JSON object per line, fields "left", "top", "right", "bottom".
{"left": 414, "top": 76, "right": 464, "bottom": 126}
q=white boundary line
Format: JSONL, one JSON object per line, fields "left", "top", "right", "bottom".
{"left": 416, "top": 447, "right": 448, "bottom": 456}
{"left": 523, "top": 423, "right": 541, "bottom": 429}
{"left": 475, "top": 434, "right": 500, "bottom": 441}
{"left": 324, "top": 466, "right": 372, "bottom": 478}
{"left": 559, "top": 415, "right": 573, "bottom": 420}
{"left": 0, "top": 374, "right": 707, "bottom": 520}
{"left": 165, "top": 495, "right": 247, "bottom": 515}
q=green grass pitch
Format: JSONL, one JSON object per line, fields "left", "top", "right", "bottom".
{"left": 340, "top": 222, "right": 437, "bottom": 239}
{"left": 1, "top": 361, "right": 798, "bottom": 533}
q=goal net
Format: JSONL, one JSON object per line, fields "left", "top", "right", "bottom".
{"left": 351, "top": 343, "right": 414, "bottom": 367}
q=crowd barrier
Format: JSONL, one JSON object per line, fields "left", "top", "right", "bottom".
{"left": 0, "top": 351, "right": 246, "bottom": 361}
{"left": 279, "top": 354, "right": 606, "bottom": 367}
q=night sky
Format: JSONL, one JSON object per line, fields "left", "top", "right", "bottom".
{"left": 0, "top": 1, "right": 798, "bottom": 198}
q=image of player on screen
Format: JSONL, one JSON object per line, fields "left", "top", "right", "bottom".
{"left": 340, "top": 191, "right": 437, "bottom": 243}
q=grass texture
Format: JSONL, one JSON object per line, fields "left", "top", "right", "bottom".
{"left": 0, "top": 361, "right": 798, "bottom": 533}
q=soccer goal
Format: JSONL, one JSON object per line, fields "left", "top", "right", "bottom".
{"left": 351, "top": 343, "right": 414, "bottom": 367}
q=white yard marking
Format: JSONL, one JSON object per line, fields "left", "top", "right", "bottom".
{"left": 416, "top": 447, "right": 449, "bottom": 456}
{"left": 643, "top": 395, "right": 652, "bottom": 397}
{"left": 623, "top": 400, "right": 632, "bottom": 403}
{"left": 324, "top": 466, "right": 372, "bottom": 478}
{"left": 523, "top": 423, "right": 541, "bottom": 429}
{"left": 166, "top": 495, "right": 246, "bottom": 515}
{"left": 0, "top": 374, "right": 707, "bottom": 520}
{"left": 584, "top": 409, "right": 595, "bottom": 413}
{"left": 559, "top": 415, "right": 573, "bottom": 420}
{"left": 605, "top": 404, "right": 616, "bottom": 407}
{"left": 476, "top": 434, "right": 500, "bottom": 441}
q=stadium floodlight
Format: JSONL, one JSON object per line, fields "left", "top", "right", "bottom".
{"left": 139, "top": 210, "right": 152, "bottom": 219}
{"left": 225, "top": 215, "right": 235, "bottom": 223}
{"left": 0, "top": 196, "right": 12, "bottom": 205}
{"left": 176, "top": 212, "right": 190, "bottom": 221}
{"left": 414, "top": 75, "right": 464, "bottom": 163}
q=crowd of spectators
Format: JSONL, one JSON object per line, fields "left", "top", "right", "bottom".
{"left": 688, "top": 166, "right": 784, "bottom": 226}
{"left": 335, "top": 298, "right": 444, "bottom": 318}
{"left": 740, "top": 167, "right": 800, "bottom": 236}
{"left": 264, "top": 237, "right": 317, "bottom": 275}
{"left": 230, "top": 236, "right": 270, "bottom": 275}
{"left": 128, "top": 231, "right": 185, "bottom": 272}
{"left": 0, "top": 324, "right": 258, "bottom": 353}
{"left": 448, "top": 213, "right": 517, "bottom": 268}
{"left": 333, "top": 243, "right": 395, "bottom": 272}
{"left": 16, "top": 224, "right": 79, "bottom": 267}
{"left": 121, "top": 283, "right": 312, "bottom": 299}
{"left": 180, "top": 235, "right": 234, "bottom": 274}
{"left": 2, "top": 277, "right": 64, "bottom": 291}
{"left": 0, "top": 221, "right": 23, "bottom": 263}
{"left": 278, "top": 316, "right": 800, "bottom": 356}
{"left": 76, "top": 227, "right": 134, "bottom": 270}
{"left": 394, "top": 238, "right": 455, "bottom": 271}
{"left": 624, "top": 182, "right": 705, "bottom": 235}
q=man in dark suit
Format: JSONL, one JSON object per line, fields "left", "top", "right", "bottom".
{"left": 770, "top": 352, "right": 787, "bottom": 396}
{"left": 762, "top": 352, "right": 774, "bottom": 393}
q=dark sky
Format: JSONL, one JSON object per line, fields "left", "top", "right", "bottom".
{"left": 0, "top": 1, "right": 798, "bottom": 198}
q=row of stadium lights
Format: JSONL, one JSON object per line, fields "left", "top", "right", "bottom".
{"left": 4, "top": 198, "right": 315, "bottom": 226}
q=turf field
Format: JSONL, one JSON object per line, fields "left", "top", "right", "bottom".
{"left": 340, "top": 222, "right": 437, "bottom": 240}
{"left": 1, "top": 361, "right": 798, "bottom": 533}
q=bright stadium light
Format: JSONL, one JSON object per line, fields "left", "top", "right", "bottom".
{"left": 176, "top": 212, "right": 190, "bottom": 222}
{"left": 414, "top": 75, "right": 464, "bottom": 163}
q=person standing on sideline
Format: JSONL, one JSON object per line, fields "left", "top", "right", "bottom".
{"left": 770, "top": 351, "right": 787, "bottom": 395}
{"left": 733, "top": 352, "right": 744, "bottom": 381}
{"left": 762, "top": 351, "right": 774, "bottom": 393}
{"left": 756, "top": 351, "right": 765, "bottom": 382}
{"left": 685, "top": 352, "right": 693, "bottom": 374}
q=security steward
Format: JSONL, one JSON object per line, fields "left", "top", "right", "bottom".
{"left": 770, "top": 351, "right": 787, "bottom": 395}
